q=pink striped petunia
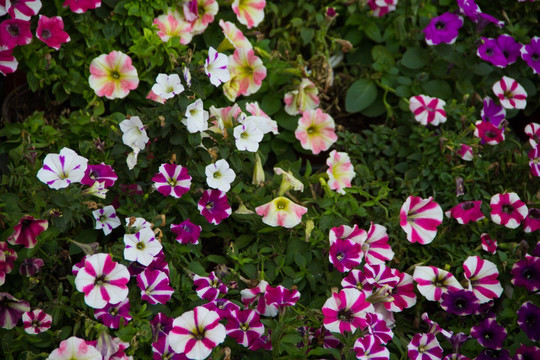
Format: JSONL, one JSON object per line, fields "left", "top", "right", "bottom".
{"left": 413, "top": 266, "right": 463, "bottom": 301}
{"left": 322, "top": 288, "right": 375, "bottom": 334}
{"left": 382, "top": 269, "right": 417, "bottom": 312}
{"left": 409, "top": 95, "right": 447, "bottom": 126}
{"left": 240, "top": 280, "right": 278, "bottom": 317}
{"left": 137, "top": 269, "right": 174, "bottom": 305}
{"left": 93, "top": 298, "right": 131, "bottom": 329}
{"left": 169, "top": 306, "right": 226, "bottom": 360}
{"left": 490, "top": 192, "right": 528, "bottom": 229}
{"left": 341, "top": 269, "right": 374, "bottom": 297}
{"left": 225, "top": 309, "right": 265, "bottom": 347}
{"left": 492, "top": 76, "right": 527, "bottom": 109}
{"left": 400, "top": 196, "right": 443, "bottom": 245}
{"left": 354, "top": 334, "right": 390, "bottom": 360}
{"left": 224, "top": 48, "right": 266, "bottom": 101}
{"left": 6, "top": 0, "right": 41, "bottom": 20}
{"left": 295, "top": 109, "right": 338, "bottom": 154}
{"left": 362, "top": 223, "right": 394, "bottom": 265}
{"left": 463, "top": 256, "right": 503, "bottom": 303}
{"left": 218, "top": 20, "right": 252, "bottom": 49}
{"left": 22, "top": 309, "right": 52, "bottom": 334}
{"left": 524, "top": 122, "right": 540, "bottom": 148}
{"left": 407, "top": 333, "right": 443, "bottom": 360}
{"left": 365, "top": 312, "right": 394, "bottom": 345}
{"left": 88, "top": 51, "right": 139, "bottom": 100}
{"left": 445, "top": 201, "right": 485, "bottom": 225}
{"left": 7, "top": 215, "right": 48, "bottom": 248}
{"left": 152, "top": 163, "right": 191, "bottom": 198}
{"left": 264, "top": 285, "right": 300, "bottom": 308}
{"left": 193, "top": 271, "right": 227, "bottom": 302}
{"left": 0, "top": 46, "right": 18, "bottom": 76}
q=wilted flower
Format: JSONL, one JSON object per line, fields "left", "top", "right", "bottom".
{"left": 240, "top": 280, "right": 278, "bottom": 317}
{"left": 0, "top": 292, "right": 30, "bottom": 329}
{"left": 36, "top": 147, "right": 88, "bottom": 190}
{"left": 284, "top": 78, "right": 320, "bottom": 115}
{"left": 255, "top": 197, "right": 307, "bottom": 228}
{"left": 7, "top": 215, "right": 48, "bottom": 248}
{"left": 423, "top": 12, "right": 464, "bottom": 46}
{"left": 445, "top": 201, "right": 485, "bottom": 224}
{"left": 89, "top": 51, "right": 139, "bottom": 100}
{"left": 19, "top": 258, "right": 44, "bottom": 277}
{"left": 265, "top": 285, "right": 300, "bottom": 308}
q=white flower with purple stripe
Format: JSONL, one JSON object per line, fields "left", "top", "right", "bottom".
{"left": 123, "top": 227, "right": 163, "bottom": 266}
{"left": 240, "top": 280, "right": 278, "bottom": 317}
{"left": 354, "top": 334, "right": 389, "bottom": 360}
{"left": 137, "top": 269, "right": 174, "bottom": 305}
{"left": 463, "top": 256, "right": 503, "bottom": 303}
{"left": 193, "top": 271, "right": 228, "bottom": 302}
{"left": 400, "top": 195, "right": 443, "bottom": 245}
{"left": 92, "top": 205, "right": 121, "bottom": 236}
{"left": 407, "top": 333, "right": 443, "bottom": 360}
{"left": 205, "top": 46, "right": 230, "bottom": 87}
{"left": 413, "top": 266, "right": 463, "bottom": 302}
{"left": 22, "top": 309, "right": 52, "bottom": 334}
{"left": 36, "top": 147, "right": 88, "bottom": 190}
{"left": 225, "top": 309, "right": 265, "bottom": 347}
{"left": 152, "top": 163, "right": 192, "bottom": 198}
{"left": 322, "top": 288, "right": 374, "bottom": 334}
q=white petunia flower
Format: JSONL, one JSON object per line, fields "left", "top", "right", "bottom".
{"left": 92, "top": 205, "right": 121, "bottom": 235}
{"left": 205, "top": 159, "right": 236, "bottom": 192}
{"left": 205, "top": 47, "right": 231, "bottom": 87}
{"left": 36, "top": 147, "right": 88, "bottom": 190}
{"left": 151, "top": 73, "right": 185, "bottom": 99}
{"left": 123, "top": 227, "right": 163, "bottom": 266}
{"left": 126, "top": 148, "right": 140, "bottom": 170}
{"left": 119, "top": 116, "right": 149, "bottom": 151}
{"left": 182, "top": 99, "right": 209, "bottom": 133}
{"left": 233, "top": 120, "right": 263, "bottom": 152}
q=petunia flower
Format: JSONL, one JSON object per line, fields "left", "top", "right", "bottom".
{"left": 46, "top": 336, "right": 101, "bottom": 360}
{"left": 232, "top": 0, "right": 266, "bottom": 29}
{"left": 170, "top": 219, "right": 202, "bottom": 245}
{"left": 120, "top": 116, "right": 149, "bottom": 152}
{"left": 19, "top": 258, "right": 44, "bottom": 276}
{"left": 74, "top": 253, "right": 130, "bottom": 309}
{"left": 381, "top": 269, "right": 416, "bottom": 312}
{"left": 233, "top": 120, "right": 264, "bottom": 152}
{"left": 457, "top": 0, "right": 503, "bottom": 27}
{"left": 255, "top": 196, "right": 307, "bottom": 228}
{"left": 193, "top": 271, "right": 228, "bottom": 302}
{"left": 7, "top": 215, "right": 48, "bottom": 248}
{"left": 240, "top": 280, "right": 278, "bottom": 317}
{"left": 529, "top": 146, "right": 540, "bottom": 177}
{"left": 521, "top": 37, "right": 540, "bottom": 74}
{"left": 326, "top": 150, "right": 356, "bottom": 195}
{"left": 477, "top": 37, "right": 507, "bottom": 67}
{"left": 152, "top": 334, "right": 186, "bottom": 360}
{"left": 413, "top": 266, "right": 463, "bottom": 301}
{"left": 511, "top": 256, "right": 540, "bottom": 292}
{"left": 0, "top": 46, "right": 18, "bottom": 76}
{"left": 123, "top": 227, "right": 163, "bottom": 266}
{"left": 409, "top": 95, "right": 447, "bottom": 126}
{"left": 88, "top": 51, "right": 139, "bottom": 100}
{"left": 283, "top": 78, "right": 320, "bottom": 116}
{"left": 365, "top": 312, "right": 394, "bottom": 344}
{"left": 470, "top": 317, "right": 507, "bottom": 350}
{"left": 198, "top": 189, "right": 232, "bottom": 225}
{"left": 205, "top": 47, "right": 230, "bottom": 87}
{"left": 183, "top": 99, "right": 209, "bottom": 133}
{"left": 481, "top": 97, "right": 506, "bottom": 126}
{"left": 224, "top": 48, "right": 266, "bottom": 101}
{"left": 22, "top": 309, "right": 52, "bottom": 335}
{"left": 489, "top": 192, "right": 528, "bottom": 229}
{"left": 475, "top": 349, "right": 510, "bottom": 360}
{"left": 93, "top": 298, "right": 131, "bottom": 329}
{"left": 474, "top": 120, "right": 505, "bottom": 145}
{"left": 0, "top": 243, "right": 16, "bottom": 286}
{"left": 264, "top": 285, "right": 300, "bottom": 308}
{"left": 329, "top": 238, "right": 363, "bottom": 273}
{"left": 205, "top": 159, "right": 236, "bottom": 192}
{"left": 440, "top": 289, "right": 479, "bottom": 316}
{"left": 421, "top": 312, "right": 453, "bottom": 338}
{"left": 492, "top": 76, "right": 527, "bottom": 110}
{"left": 523, "top": 208, "right": 540, "bottom": 233}
{"left": 169, "top": 306, "right": 226, "bottom": 360}
{"left": 525, "top": 122, "right": 540, "bottom": 148}
{"left": 202, "top": 298, "right": 240, "bottom": 319}
{"left": 0, "top": 292, "right": 30, "bottom": 329}
{"left": 218, "top": 19, "right": 252, "bottom": 50}
{"left": 153, "top": 9, "right": 193, "bottom": 44}
{"left": 137, "top": 269, "right": 174, "bottom": 305}
{"left": 274, "top": 167, "right": 304, "bottom": 194}
{"left": 36, "top": 147, "right": 88, "bottom": 190}
{"left": 5, "top": 0, "right": 41, "bottom": 20}
{"left": 445, "top": 201, "right": 485, "bottom": 224}
{"left": 456, "top": 144, "right": 474, "bottom": 161}
{"left": 423, "top": 12, "right": 464, "bottom": 46}
{"left": 514, "top": 345, "right": 540, "bottom": 360}
{"left": 517, "top": 302, "right": 540, "bottom": 342}
{"left": 151, "top": 73, "right": 184, "bottom": 99}
{"left": 295, "top": 109, "right": 338, "bottom": 154}
{"left": 400, "top": 195, "right": 443, "bottom": 245}
{"left": 322, "top": 288, "right": 375, "bottom": 334}
{"left": 407, "top": 333, "right": 443, "bottom": 360}
{"left": 225, "top": 309, "right": 265, "bottom": 348}
{"left": 185, "top": 0, "right": 219, "bottom": 35}
{"left": 80, "top": 164, "right": 118, "bottom": 188}
{"left": 496, "top": 34, "right": 522, "bottom": 66}
{"left": 92, "top": 205, "right": 121, "bottom": 236}
{"left": 480, "top": 233, "right": 497, "bottom": 254}
{"left": 367, "top": 0, "right": 397, "bottom": 17}
{"left": 237, "top": 111, "right": 278, "bottom": 135}
{"left": 63, "top": 0, "right": 101, "bottom": 14}
{"left": 354, "top": 334, "right": 389, "bottom": 360}
{"left": 152, "top": 163, "right": 191, "bottom": 198}
{"left": 36, "top": 15, "right": 70, "bottom": 50}
{"left": 0, "top": 19, "right": 32, "bottom": 49}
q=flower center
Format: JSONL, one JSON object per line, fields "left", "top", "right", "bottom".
{"left": 336, "top": 252, "right": 344, "bottom": 261}
{"left": 213, "top": 171, "right": 221, "bottom": 179}
{"left": 41, "top": 29, "right": 52, "bottom": 40}
{"left": 435, "top": 21, "right": 445, "bottom": 30}
{"left": 306, "top": 126, "right": 316, "bottom": 134}
{"left": 418, "top": 345, "right": 426, "bottom": 353}
{"left": 7, "top": 24, "right": 19, "bottom": 37}
{"left": 337, "top": 308, "right": 352, "bottom": 322}
{"left": 206, "top": 201, "right": 214, "bottom": 210}
{"left": 526, "top": 315, "right": 534, "bottom": 326}
{"left": 502, "top": 204, "right": 514, "bottom": 213}
{"left": 503, "top": 90, "right": 514, "bottom": 99}
{"left": 455, "top": 298, "right": 466, "bottom": 309}
{"left": 532, "top": 53, "right": 539, "bottom": 61}
{"left": 94, "top": 275, "right": 106, "bottom": 286}
{"left": 485, "top": 48, "right": 493, "bottom": 56}
{"left": 109, "top": 307, "right": 118, "bottom": 316}
{"left": 168, "top": 178, "right": 177, "bottom": 186}
{"left": 485, "top": 130, "right": 496, "bottom": 139}
{"left": 240, "top": 131, "right": 248, "bottom": 139}
{"left": 111, "top": 71, "right": 120, "bottom": 79}
{"left": 483, "top": 332, "right": 492, "bottom": 340}
{"left": 275, "top": 199, "right": 288, "bottom": 210}
{"left": 99, "top": 215, "right": 107, "bottom": 222}
{"left": 240, "top": 323, "right": 250, "bottom": 331}
{"left": 136, "top": 242, "right": 145, "bottom": 250}
{"left": 192, "top": 326, "right": 206, "bottom": 340}
{"left": 461, "top": 202, "right": 475, "bottom": 210}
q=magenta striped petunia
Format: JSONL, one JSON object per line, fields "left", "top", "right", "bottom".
{"left": 198, "top": 189, "right": 232, "bottom": 225}
{"left": 152, "top": 163, "right": 191, "bottom": 198}
{"left": 329, "top": 238, "right": 363, "bottom": 273}
{"left": 169, "top": 306, "right": 226, "bottom": 360}
{"left": 409, "top": 95, "right": 447, "bottom": 126}
{"left": 362, "top": 223, "right": 394, "bottom": 265}
{"left": 329, "top": 224, "right": 367, "bottom": 245}
{"left": 524, "top": 122, "right": 540, "bottom": 148}
{"left": 63, "top": 0, "right": 101, "bottom": 14}
{"left": 137, "top": 269, "right": 174, "bottom": 305}
{"left": 524, "top": 208, "right": 540, "bottom": 233}
{"left": 365, "top": 312, "right": 394, "bottom": 345}
{"left": 193, "top": 272, "right": 227, "bottom": 302}
{"left": 22, "top": 309, "right": 52, "bottom": 334}
{"left": 202, "top": 298, "right": 240, "bottom": 319}
{"left": 5, "top": 0, "right": 41, "bottom": 20}
{"left": 490, "top": 192, "right": 528, "bottom": 229}
{"left": 93, "top": 298, "right": 131, "bottom": 329}
{"left": 463, "top": 256, "right": 503, "bottom": 304}
{"left": 0, "top": 19, "right": 32, "bottom": 49}
{"left": 381, "top": 269, "right": 417, "bottom": 312}
{"left": 81, "top": 164, "right": 118, "bottom": 188}
{"left": 225, "top": 309, "right": 265, "bottom": 347}
{"left": 354, "top": 334, "right": 390, "bottom": 360}
{"left": 322, "top": 288, "right": 374, "bottom": 334}
{"left": 529, "top": 146, "right": 540, "bottom": 177}
{"left": 445, "top": 201, "right": 485, "bottom": 225}
{"left": 492, "top": 76, "right": 527, "bottom": 109}
{"left": 400, "top": 196, "right": 443, "bottom": 245}
{"left": 152, "top": 334, "right": 187, "bottom": 360}
{"left": 413, "top": 266, "right": 463, "bottom": 301}
{"left": 407, "top": 333, "right": 443, "bottom": 360}
{"left": 341, "top": 269, "right": 374, "bottom": 297}
{"left": 7, "top": 215, "right": 48, "bottom": 249}
{"left": 170, "top": 219, "right": 202, "bottom": 245}
{"left": 264, "top": 285, "right": 300, "bottom": 308}
{"left": 74, "top": 253, "right": 130, "bottom": 309}
{"left": 240, "top": 280, "right": 278, "bottom": 317}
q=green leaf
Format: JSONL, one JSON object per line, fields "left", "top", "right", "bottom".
{"left": 345, "top": 79, "right": 378, "bottom": 113}
{"left": 401, "top": 47, "right": 428, "bottom": 69}
{"left": 300, "top": 28, "right": 314, "bottom": 45}
{"left": 421, "top": 79, "right": 452, "bottom": 99}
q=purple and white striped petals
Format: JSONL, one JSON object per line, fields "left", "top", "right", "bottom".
{"left": 7, "top": 215, "right": 48, "bottom": 248}
{"left": 329, "top": 224, "right": 367, "bottom": 245}
{"left": 362, "top": 223, "right": 394, "bottom": 265}
{"left": 409, "top": 95, "right": 447, "bottom": 126}
{"left": 74, "top": 253, "right": 130, "bottom": 309}
{"left": 400, "top": 196, "right": 443, "bottom": 245}
{"left": 151, "top": 312, "right": 174, "bottom": 339}
{"left": 365, "top": 312, "right": 393, "bottom": 345}
{"left": 341, "top": 269, "right": 374, "bottom": 297}
{"left": 137, "top": 269, "right": 174, "bottom": 305}
{"left": 492, "top": 76, "right": 527, "bottom": 109}
{"left": 421, "top": 312, "right": 453, "bottom": 338}
{"left": 46, "top": 336, "right": 101, "bottom": 360}
{"left": 529, "top": 146, "right": 540, "bottom": 177}
{"left": 354, "top": 334, "right": 389, "bottom": 360}
{"left": 152, "top": 334, "right": 187, "bottom": 360}
{"left": 322, "top": 288, "right": 375, "bottom": 334}
{"left": 490, "top": 192, "right": 528, "bottom": 229}
{"left": 123, "top": 227, "right": 163, "bottom": 266}
{"left": 264, "top": 284, "right": 300, "bottom": 308}
{"left": 198, "top": 189, "right": 232, "bottom": 225}
{"left": 480, "top": 233, "right": 497, "bottom": 254}
{"left": 81, "top": 164, "right": 118, "bottom": 188}
{"left": 382, "top": 269, "right": 416, "bottom": 312}
{"left": 37, "top": 147, "right": 88, "bottom": 190}
{"left": 470, "top": 317, "right": 507, "bottom": 350}
{"left": 93, "top": 298, "right": 132, "bottom": 329}
{"left": 93, "top": 205, "right": 121, "bottom": 236}
{"left": 169, "top": 306, "right": 226, "bottom": 360}
{"left": 205, "top": 47, "right": 230, "bottom": 87}
{"left": 407, "top": 333, "right": 443, "bottom": 360}
{"left": 193, "top": 271, "right": 228, "bottom": 302}
{"left": 152, "top": 163, "right": 191, "bottom": 198}
{"left": 524, "top": 122, "right": 540, "bottom": 148}
{"left": 445, "top": 201, "right": 485, "bottom": 224}
{"left": 363, "top": 264, "right": 400, "bottom": 288}
{"left": 19, "top": 257, "right": 45, "bottom": 277}
{"left": 413, "top": 266, "right": 463, "bottom": 302}
{"left": 463, "top": 256, "right": 503, "bottom": 304}
{"left": 22, "top": 309, "right": 51, "bottom": 334}
{"left": 170, "top": 219, "right": 202, "bottom": 245}
{"left": 240, "top": 280, "right": 278, "bottom": 317}
{"left": 329, "top": 238, "right": 363, "bottom": 273}
{"left": 5, "top": 0, "right": 42, "bottom": 20}
{"left": 225, "top": 309, "right": 265, "bottom": 347}
{"left": 202, "top": 298, "right": 240, "bottom": 319}
{"left": 457, "top": 144, "right": 474, "bottom": 161}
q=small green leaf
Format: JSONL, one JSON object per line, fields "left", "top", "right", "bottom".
{"left": 345, "top": 79, "right": 378, "bottom": 113}
{"left": 401, "top": 47, "right": 428, "bottom": 69}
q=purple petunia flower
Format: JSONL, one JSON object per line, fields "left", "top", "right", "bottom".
{"left": 36, "top": 15, "right": 71, "bottom": 51}
{"left": 19, "top": 258, "right": 44, "bottom": 277}
{"left": 137, "top": 269, "right": 174, "bottom": 305}
{"left": 423, "top": 12, "right": 464, "bottom": 46}
{"left": 225, "top": 309, "right": 265, "bottom": 348}
{"left": 511, "top": 256, "right": 540, "bottom": 292}
{"left": 481, "top": 97, "right": 506, "bottom": 127}
{"left": 7, "top": 215, "right": 48, "bottom": 249}
{"left": 329, "top": 238, "right": 363, "bottom": 273}
{"left": 152, "top": 163, "right": 191, "bottom": 198}
{"left": 514, "top": 344, "right": 540, "bottom": 360}
{"left": 94, "top": 298, "right": 132, "bottom": 329}
{"left": 521, "top": 36, "right": 540, "bottom": 74}
{"left": 523, "top": 208, "right": 540, "bottom": 233}
{"left": 457, "top": 0, "right": 504, "bottom": 28}
{"left": 197, "top": 189, "right": 232, "bottom": 225}
{"left": 476, "top": 348, "right": 511, "bottom": 360}
{"left": 517, "top": 302, "right": 540, "bottom": 342}
{"left": 0, "top": 292, "right": 31, "bottom": 329}
{"left": 407, "top": 333, "right": 444, "bottom": 360}
{"left": 81, "top": 164, "right": 118, "bottom": 188}
{"left": 440, "top": 289, "right": 480, "bottom": 316}
{"left": 170, "top": 219, "right": 202, "bottom": 245}
{"left": 497, "top": 35, "right": 522, "bottom": 66}
{"left": 470, "top": 317, "right": 507, "bottom": 350}
{"left": 150, "top": 313, "right": 173, "bottom": 340}
{"left": 477, "top": 37, "right": 507, "bottom": 67}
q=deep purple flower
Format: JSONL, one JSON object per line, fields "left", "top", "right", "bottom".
{"left": 524, "top": 209, "right": 540, "bottom": 233}
{"left": 513, "top": 345, "right": 540, "bottom": 360}
{"left": 0, "top": 292, "right": 30, "bottom": 329}
{"left": 313, "top": 327, "right": 340, "bottom": 349}
{"left": 197, "top": 189, "right": 232, "bottom": 225}
{"left": 94, "top": 298, "right": 132, "bottom": 329}
{"left": 477, "top": 37, "right": 507, "bottom": 67}
{"left": 521, "top": 37, "right": 540, "bottom": 74}
{"left": 449, "top": 332, "right": 471, "bottom": 354}
{"left": 470, "top": 317, "right": 507, "bottom": 350}
{"left": 170, "top": 219, "right": 201, "bottom": 245}
{"left": 481, "top": 97, "right": 506, "bottom": 127}
{"left": 476, "top": 348, "right": 511, "bottom": 360}
{"left": 19, "top": 258, "right": 44, "bottom": 276}
{"left": 151, "top": 313, "right": 173, "bottom": 340}
{"left": 7, "top": 215, "right": 48, "bottom": 248}
{"left": 441, "top": 289, "right": 480, "bottom": 316}
{"left": 497, "top": 35, "right": 522, "bottom": 66}
{"left": 511, "top": 256, "right": 540, "bottom": 292}
{"left": 517, "top": 302, "right": 540, "bottom": 342}
{"left": 457, "top": 0, "right": 504, "bottom": 28}
{"left": 329, "top": 238, "right": 363, "bottom": 273}
{"left": 80, "top": 164, "right": 118, "bottom": 188}
{"left": 423, "top": 12, "right": 464, "bottom": 46}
